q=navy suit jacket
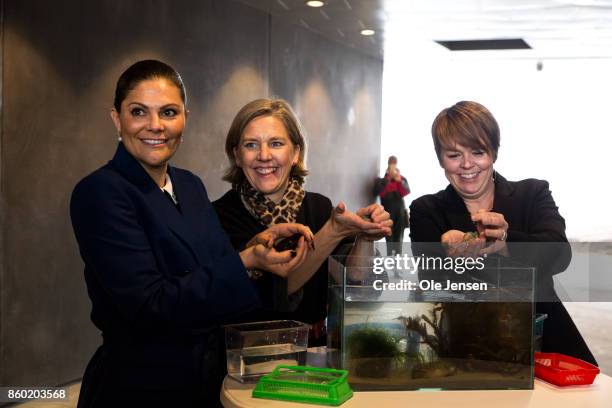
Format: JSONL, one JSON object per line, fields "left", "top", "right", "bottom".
{"left": 409, "top": 174, "right": 596, "bottom": 365}
{"left": 71, "top": 143, "right": 259, "bottom": 406}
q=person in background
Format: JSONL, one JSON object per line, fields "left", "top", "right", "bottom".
{"left": 70, "top": 61, "right": 312, "bottom": 408}
{"left": 213, "top": 98, "right": 392, "bottom": 346}
{"left": 409, "top": 100, "right": 596, "bottom": 365}
{"left": 375, "top": 155, "right": 410, "bottom": 255}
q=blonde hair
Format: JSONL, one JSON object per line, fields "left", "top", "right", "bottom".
{"left": 223, "top": 98, "right": 308, "bottom": 186}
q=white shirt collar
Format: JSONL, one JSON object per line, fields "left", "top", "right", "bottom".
{"left": 161, "top": 174, "right": 178, "bottom": 204}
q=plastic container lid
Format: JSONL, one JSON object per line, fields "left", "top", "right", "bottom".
{"left": 535, "top": 352, "right": 600, "bottom": 386}
{"left": 252, "top": 365, "right": 354, "bottom": 406}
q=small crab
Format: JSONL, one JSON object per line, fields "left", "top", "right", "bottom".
{"left": 462, "top": 231, "right": 480, "bottom": 241}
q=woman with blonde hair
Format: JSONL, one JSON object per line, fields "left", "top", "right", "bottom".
{"left": 214, "top": 98, "right": 392, "bottom": 345}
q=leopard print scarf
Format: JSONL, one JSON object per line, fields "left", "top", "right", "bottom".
{"left": 238, "top": 177, "right": 305, "bottom": 227}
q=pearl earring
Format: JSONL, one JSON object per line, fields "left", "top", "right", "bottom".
{"left": 117, "top": 135, "right": 122, "bottom": 142}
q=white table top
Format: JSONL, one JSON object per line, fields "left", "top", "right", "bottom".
{"left": 221, "top": 372, "right": 612, "bottom": 408}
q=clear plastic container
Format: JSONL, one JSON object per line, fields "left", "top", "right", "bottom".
{"left": 224, "top": 320, "right": 310, "bottom": 383}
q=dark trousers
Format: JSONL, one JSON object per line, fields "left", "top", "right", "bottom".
{"left": 537, "top": 301, "right": 597, "bottom": 366}
{"left": 385, "top": 208, "right": 406, "bottom": 256}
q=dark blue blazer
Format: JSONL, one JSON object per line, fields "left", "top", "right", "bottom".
{"left": 71, "top": 143, "right": 259, "bottom": 407}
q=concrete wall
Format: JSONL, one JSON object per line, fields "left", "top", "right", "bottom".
{"left": 0, "top": 0, "right": 4, "bottom": 392}
{"left": 0, "top": 0, "right": 382, "bottom": 386}
{"left": 270, "top": 17, "right": 382, "bottom": 209}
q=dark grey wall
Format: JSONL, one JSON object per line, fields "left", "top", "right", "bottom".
{"left": 0, "top": 0, "right": 4, "bottom": 392}
{"left": 269, "top": 18, "right": 382, "bottom": 209}
{"left": 0, "top": 0, "right": 382, "bottom": 386}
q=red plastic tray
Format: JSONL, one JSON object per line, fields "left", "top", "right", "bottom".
{"left": 534, "top": 352, "right": 600, "bottom": 386}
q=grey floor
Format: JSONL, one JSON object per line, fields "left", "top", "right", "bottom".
{"left": 563, "top": 302, "right": 612, "bottom": 375}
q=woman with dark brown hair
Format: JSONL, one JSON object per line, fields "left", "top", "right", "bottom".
{"left": 214, "top": 98, "right": 392, "bottom": 345}
{"left": 70, "top": 62, "right": 312, "bottom": 407}
{"left": 409, "top": 100, "right": 596, "bottom": 365}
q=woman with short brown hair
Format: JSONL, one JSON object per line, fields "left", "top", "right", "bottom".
{"left": 410, "top": 100, "right": 596, "bottom": 365}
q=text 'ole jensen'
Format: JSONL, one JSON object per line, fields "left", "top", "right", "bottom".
{"left": 373, "top": 280, "right": 488, "bottom": 291}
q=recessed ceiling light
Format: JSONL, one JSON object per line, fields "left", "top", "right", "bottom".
{"left": 305, "top": 0, "right": 325, "bottom": 7}
{"left": 360, "top": 29, "right": 375, "bottom": 36}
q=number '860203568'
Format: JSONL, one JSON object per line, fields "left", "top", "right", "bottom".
{"left": 6, "top": 388, "right": 66, "bottom": 400}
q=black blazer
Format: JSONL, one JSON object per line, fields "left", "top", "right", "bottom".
{"left": 70, "top": 143, "right": 259, "bottom": 407}
{"left": 409, "top": 174, "right": 596, "bottom": 365}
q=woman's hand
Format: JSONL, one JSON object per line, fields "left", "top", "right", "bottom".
{"left": 355, "top": 203, "right": 393, "bottom": 241}
{"left": 441, "top": 229, "right": 485, "bottom": 258}
{"left": 240, "top": 223, "right": 313, "bottom": 278}
{"left": 329, "top": 202, "right": 392, "bottom": 239}
{"left": 471, "top": 210, "right": 509, "bottom": 256}
{"left": 245, "top": 223, "right": 315, "bottom": 250}
{"left": 240, "top": 236, "right": 309, "bottom": 278}
{"left": 392, "top": 168, "right": 402, "bottom": 182}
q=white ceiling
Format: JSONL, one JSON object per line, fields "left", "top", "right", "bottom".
{"left": 238, "top": 0, "right": 612, "bottom": 59}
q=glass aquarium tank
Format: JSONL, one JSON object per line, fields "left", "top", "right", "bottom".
{"left": 327, "top": 250, "right": 536, "bottom": 391}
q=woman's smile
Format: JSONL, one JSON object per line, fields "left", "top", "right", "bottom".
{"left": 459, "top": 172, "right": 479, "bottom": 180}
{"left": 254, "top": 166, "right": 279, "bottom": 175}
{"left": 140, "top": 138, "right": 168, "bottom": 147}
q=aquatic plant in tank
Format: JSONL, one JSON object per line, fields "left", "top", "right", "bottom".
{"left": 346, "top": 326, "right": 402, "bottom": 378}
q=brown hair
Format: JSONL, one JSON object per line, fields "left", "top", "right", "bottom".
{"left": 223, "top": 98, "right": 308, "bottom": 186}
{"left": 114, "top": 60, "right": 186, "bottom": 111}
{"left": 431, "top": 101, "right": 500, "bottom": 162}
